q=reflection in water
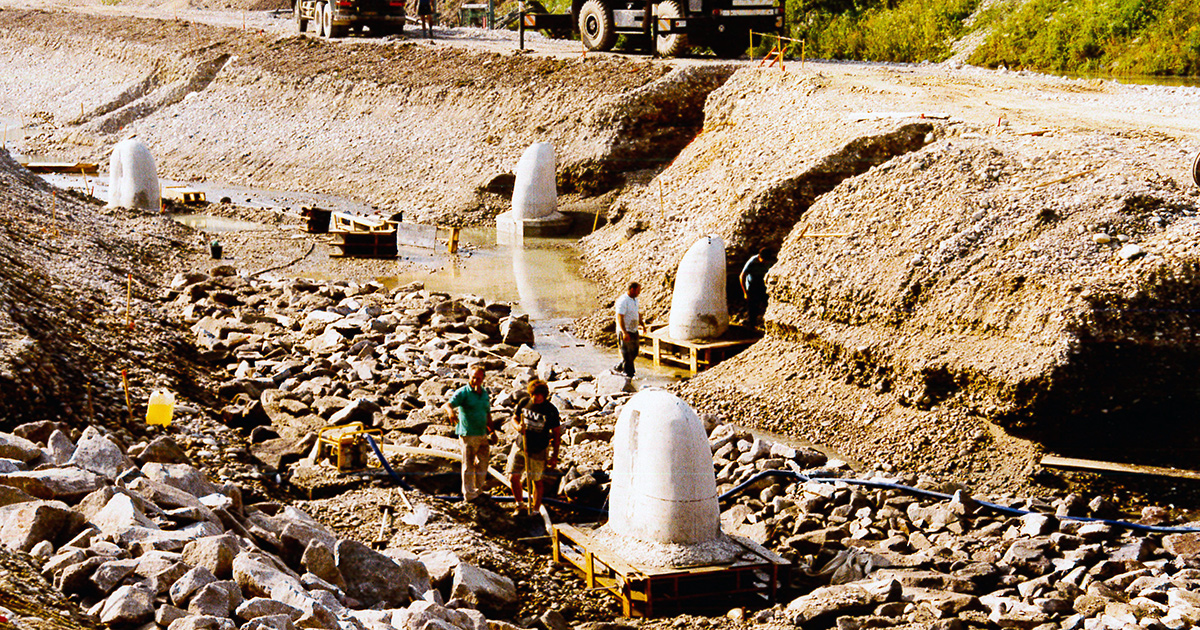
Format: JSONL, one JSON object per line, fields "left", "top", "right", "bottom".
{"left": 170, "top": 214, "right": 267, "bottom": 233}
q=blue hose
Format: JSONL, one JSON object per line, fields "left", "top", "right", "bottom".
{"left": 365, "top": 434, "right": 415, "bottom": 491}
{"left": 719, "top": 469, "right": 1200, "bottom": 534}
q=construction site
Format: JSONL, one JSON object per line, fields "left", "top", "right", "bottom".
{"left": 5, "top": 1, "right": 1200, "bottom": 629}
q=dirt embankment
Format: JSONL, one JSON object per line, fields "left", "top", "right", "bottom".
{"left": 579, "top": 65, "right": 1200, "bottom": 493}
{"left": 0, "top": 8, "right": 737, "bottom": 226}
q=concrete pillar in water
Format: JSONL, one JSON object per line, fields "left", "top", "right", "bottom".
{"left": 107, "top": 138, "right": 160, "bottom": 212}
{"left": 668, "top": 234, "right": 729, "bottom": 340}
{"left": 609, "top": 389, "right": 720, "bottom": 544}
{"left": 511, "top": 142, "right": 556, "bottom": 220}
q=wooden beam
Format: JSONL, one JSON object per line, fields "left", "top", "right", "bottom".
{"left": 1041, "top": 455, "right": 1200, "bottom": 481}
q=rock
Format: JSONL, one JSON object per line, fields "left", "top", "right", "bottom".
{"left": 500, "top": 316, "right": 534, "bottom": 346}
{"left": 142, "top": 463, "right": 218, "bottom": 499}
{"left": 242, "top": 614, "right": 297, "bottom": 630}
{"left": 91, "top": 558, "right": 140, "bottom": 593}
{"left": 336, "top": 539, "right": 431, "bottom": 608}
{"left": 450, "top": 563, "right": 517, "bottom": 612}
{"left": 100, "top": 584, "right": 155, "bottom": 625}
{"left": 0, "top": 500, "right": 84, "bottom": 551}
{"left": 93, "top": 492, "right": 162, "bottom": 536}
{"left": 595, "top": 372, "right": 634, "bottom": 396}
{"left": 67, "top": 426, "right": 135, "bottom": 481}
{"left": 1163, "top": 532, "right": 1200, "bottom": 557}
{"left": 786, "top": 579, "right": 901, "bottom": 625}
{"left": 157, "top": 605, "right": 189, "bottom": 628}
{"left": 136, "top": 436, "right": 192, "bottom": 465}
{"left": 512, "top": 345, "right": 541, "bottom": 367}
{"left": 301, "top": 540, "right": 346, "bottom": 590}
{"left": 47, "top": 430, "right": 75, "bottom": 465}
{"left": 232, "top": 550, "right": 305, "bottom": 600}
{"left": 328, "top": 398, "right": 381, "bottom": 426}
{"left": 236, "top": 598, "right": 304, "bottom": 622}
{"left": 0, "top": 433, "right": 42, "bottom": 463}
{"left": 168, "top": 615, "right": 238, "bottom": 630}
{"left": 188, "top": 582, "right": 237, "bottom": 618}
{"left": 171, "top": 566, "right": 219, "bottom": 607}
{"left": 0, "top": 468, "right": 105, "bottom": 501}
{"left": 183, "top": 534, "right": 241, "bottom": 579}
{"left": 1118, "top": 243, "right": 1144, "bottom": 260}
{"left": 538, "top": 610, "right": 569, "bottom": 630}
{"left": 418, "top": 549, "right": 460, "bottom": 585}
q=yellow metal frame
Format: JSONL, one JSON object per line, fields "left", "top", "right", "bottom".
{"left": 316, "top": 423, "right": 383, "bottom": 472}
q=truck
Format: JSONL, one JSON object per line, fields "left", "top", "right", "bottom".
{"left": 294, "top": 0, "right": 408, "bottom": 38}
{"left": 522, "top": 0, "right": 784, "bottom": 57}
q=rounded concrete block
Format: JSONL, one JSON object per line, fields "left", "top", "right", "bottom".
{"left": 107, "top": 139, "right": 160, "bottom": 212}
{"left": 609, "top": 389, "right": 720, "bottom": 544}
{"left": 511, "top": 142, "right": 556, "bottom": 220}
{"left": 668, "top": 234, "right": 729, "bottom": 340}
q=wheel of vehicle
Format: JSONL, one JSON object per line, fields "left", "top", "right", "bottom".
{"left": 1193, "top": 151, "right": 1200, "bottom": 187}
{"left": 315, "top": 2, "right": 327, "bottom": 36}
{"left": 578, "top": 0, "right": 616, "bottom": 52}
{"left": 294, "top": 0, "right": 309, "bottom": 33}
{"left": 709, "top": 29, "right": 749, "bottom": 58}
{"left": 654, "top": 0, "right": 688, "bottom": 57}
{"left": 327, "top": 11, "right": 349, "bottom": 37}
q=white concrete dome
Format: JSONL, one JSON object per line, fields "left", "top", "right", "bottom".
{"left": 107, "top": 138, "right": 160, "bottom": 212}
{"left": 608, "top": 389, "right": 720, "bottom": 545}
{"left": 667, "top": 234, "right": 729, "bottom": 340}
{"left": 511, "top": 142, "right": 557, "bottom": 220}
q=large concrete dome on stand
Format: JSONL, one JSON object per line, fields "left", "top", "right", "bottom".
{"left": 496, "top": 142, "right": 571, "bottom": 239}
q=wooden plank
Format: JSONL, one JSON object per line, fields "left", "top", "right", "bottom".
{"left": 1041, "top": 455, "right": 1200, "bottom": 481}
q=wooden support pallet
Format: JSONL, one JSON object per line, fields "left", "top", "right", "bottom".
{"left": 330, "top": 231, "right": 398, "bottom": 258}
{"left": 551, "top": 523, "right": 789, "bottom": 617}
{"left": 22, "top": 161, "right": 99, "bottom": 175}
{"left": 639, "top": 325, "right": 761, "bottom": 375}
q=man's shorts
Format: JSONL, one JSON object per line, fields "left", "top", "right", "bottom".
{"left": 505, "top": 442, "right": 547, "bottom": 481}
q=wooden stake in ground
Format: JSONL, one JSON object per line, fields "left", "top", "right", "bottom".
{"left": 126, "top": 273, "right": 133, "bottom": 330}
{"left": 121, "top": 369, "right": 134, "bottom": 424}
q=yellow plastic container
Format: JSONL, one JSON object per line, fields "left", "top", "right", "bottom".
{"left": 146, "top": 389, "right": 176, "bottom": 427}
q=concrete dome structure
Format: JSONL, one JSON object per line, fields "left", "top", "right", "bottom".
{"left": 107, "top": 138, "right": 160, "bottom": 212}
{"left": 608, "top": 389, "right": 720, "bottom": 545}
{"left": 667, "top": 234, "right": 729, "bottom": 340}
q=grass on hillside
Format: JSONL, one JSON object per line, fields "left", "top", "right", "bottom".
{"left": 787, "top": 0, "right": 1200, "bottom": 77}
{"left": 969, "top": 0, "right": 1200, "bottom": 76}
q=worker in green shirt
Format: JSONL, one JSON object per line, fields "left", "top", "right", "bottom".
{"left": 442, "top": 365, "right": 494, "bottom": 502}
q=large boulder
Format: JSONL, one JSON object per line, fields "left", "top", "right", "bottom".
{"left": 449, "top": 563, "right": 517, "bottom": 612}
{"left": 336, "top": 539, "right": 431, "bottom": 608}
{"left": 67, "top": 426, "right": 135, "bottom": 481}
{"left": 0, "top": 500, "right": 85, "bottom": 552}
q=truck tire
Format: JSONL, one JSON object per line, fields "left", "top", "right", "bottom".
{"left": 578, "top": 0, "right": 616, "bottom": 52}
{"left": 315, "top": 2, "right": 327, "bottom": 36}
{"left": 322, "top": 3, "right": 348, "bottom": 38}
{"left": 654, "top": 0, "right": 687, "bottom": 57}
{"left": 294, "top": 0, "right": 309, "bottom": 33}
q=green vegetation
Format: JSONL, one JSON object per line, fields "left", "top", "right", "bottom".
{"left": 786, "top": 0, "right": 980, "bottom": 62}
{"left": 970, "top": 0, "right": 1200, "bottom": 76}
{"left": 785, "top": 0, "right": 1200, "bottom": 77}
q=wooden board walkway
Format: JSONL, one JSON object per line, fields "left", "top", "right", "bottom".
{"left": 22, "top": 161, "right": 99, "bottom": 175}
{"left": 1041, "top": 455, "right": 1200, "bottom": 481}
{"left": 639, "top": 325, "right": 761, "bottom": 375}
{"left": 552, "top": 523, "right": 789, "bottom": 617}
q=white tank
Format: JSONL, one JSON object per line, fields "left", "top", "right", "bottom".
{"left": 511, "top": 142, "right": 556, "bottom": 220}
{"left": 667, "top": 234, "right": 729, "bottom": 340}
{"left": 609, "top": 389, "right": 720, "bottom": 545}
{"left": 107, "top": 138, "right": 160, "bottom": 212}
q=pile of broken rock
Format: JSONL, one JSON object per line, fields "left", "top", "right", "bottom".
{"left": 0, "top": 425, "right": 527, "bottom": 630}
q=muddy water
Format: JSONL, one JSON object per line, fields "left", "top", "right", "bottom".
{"left": 39, "top": 170, "right": 688, "bottom": 387}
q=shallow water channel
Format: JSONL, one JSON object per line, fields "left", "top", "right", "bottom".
{"left": 39, "top": 170, "right": 688, "bottom": 387}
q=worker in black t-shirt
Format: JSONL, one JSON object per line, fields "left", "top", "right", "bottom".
{"left": 506, "top": 379, "right": 562, "bottom": 515}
